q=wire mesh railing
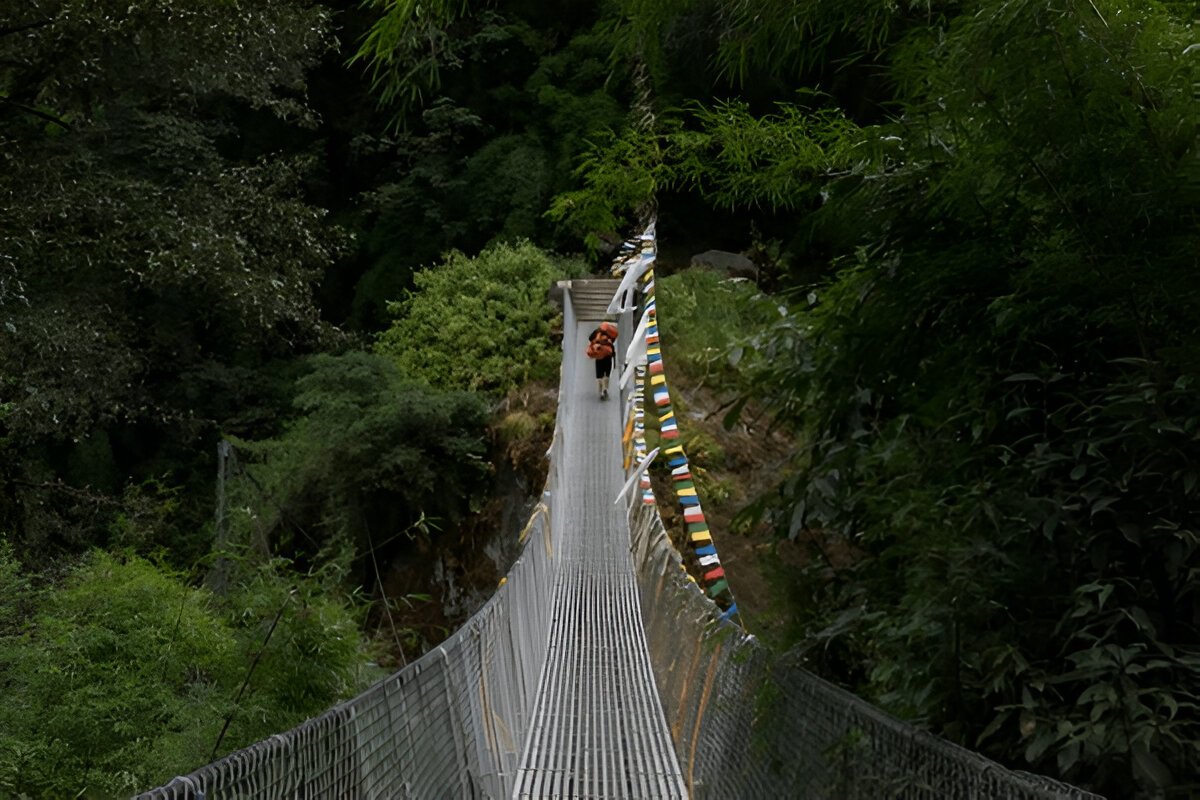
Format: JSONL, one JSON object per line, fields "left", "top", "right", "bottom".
{"left": 135, "top": 300, "right": 578, "bottom": 800}
{"left": 624, "top": 499, "right": 1104, "bottom": 800}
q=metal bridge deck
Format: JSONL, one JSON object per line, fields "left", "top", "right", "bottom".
{"left": 512, "top": 320, "right": 686, "bottom": 799}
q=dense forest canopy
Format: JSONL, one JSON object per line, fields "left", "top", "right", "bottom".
{"left": 1, "top": 0, "right": 1197, "bottom": 796}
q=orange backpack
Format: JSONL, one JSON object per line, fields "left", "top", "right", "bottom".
{"left": 586, "top": 336, "right": 614, "bottom": 359}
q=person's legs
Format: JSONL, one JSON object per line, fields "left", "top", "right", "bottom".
{"left": 594, "top": 357, "right": 605, "bottom": 398}
{"left": 600, "top": 357, "right": 612, "bottom": 399}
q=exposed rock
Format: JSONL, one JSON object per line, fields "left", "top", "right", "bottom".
{"left": 593, "top": 231, "right": 624, "bottom": 259}
{"left": 690, "top": 249, "right": 757, "bottom": 280}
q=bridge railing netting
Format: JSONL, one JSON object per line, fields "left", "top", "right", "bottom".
{"left": 136, "top": 300, "right": 581, "bottom": 800}
{"left": 613, "top": 258, "right": 1102, "bottom": 799}
{"left": 626, "top": 499, "right": 1104, "bottom": 800}
{"left": 138, "top": 508, "right": 556, "bottom": 799}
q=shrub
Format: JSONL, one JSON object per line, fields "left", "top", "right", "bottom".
{"left": 376, "top": 241, "right": 571, "bottom": 393}
{"left": 225, "top": 351, "right": 491, "bottom": 564}
{"left": 0, "top": 551, "right": 371, "bottom": 797}
{"left": 0, "top": 553, "right": 237, "bottom": 797}
{"left": 656, "top": 269, "right": 777, "bottom": 388}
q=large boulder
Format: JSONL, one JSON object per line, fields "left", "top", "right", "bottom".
{"left": 690, "top": 249, "right": 757, "bottom": 280}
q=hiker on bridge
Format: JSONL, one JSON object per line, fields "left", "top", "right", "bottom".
{"left": 587, "top": 320, "right": 618, "bottom": 400}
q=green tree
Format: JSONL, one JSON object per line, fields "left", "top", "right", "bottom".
{"left": 350, "top": 1, "right": 633, "bottom": 267}
{"left": 0, "top": 0, "right": 344, "bottom": 556}
{"left": 353, "top": 0, "right": 475, "bottom": 115}
{"left": 692, "top": 1, "right": 1200, "bottom": 794}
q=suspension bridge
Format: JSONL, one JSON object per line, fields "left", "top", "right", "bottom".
{"left": 138, "top": 228, "right": 1102, "bottom": 799}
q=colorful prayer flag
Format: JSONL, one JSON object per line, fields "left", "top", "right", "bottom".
{"left": 706, "top": 579, "right": 729, "bottom": 598}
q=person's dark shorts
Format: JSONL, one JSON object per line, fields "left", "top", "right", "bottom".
{"left": 595, "top": 355, "right": 613, "bottom": 379}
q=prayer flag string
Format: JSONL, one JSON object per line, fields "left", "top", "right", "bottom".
{"left": 611, "top": 222, "right": 738, "bottom": 618}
